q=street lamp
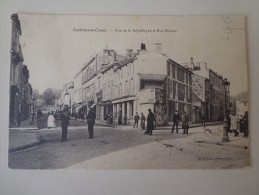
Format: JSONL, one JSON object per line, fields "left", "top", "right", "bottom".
{"left": 222, "top": 78, "right": 230, "bottom": 142}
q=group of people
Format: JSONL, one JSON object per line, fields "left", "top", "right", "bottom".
{"left": 59, "top": 103, "right": 96, "bottom": 142}
{"left": 57, "top": 107, "right": 249, "bottom": 142}
{"left": 229, "top": 111, "right": 249, "bottom": 138}
{"left": 118, "top": 114, "right": 128, "bottom": 125}
{"left": 132, "top": 111, "right": 156, "bottom": 135}
{"left": 171, "top": 110, "right": 190, "bottom": 134}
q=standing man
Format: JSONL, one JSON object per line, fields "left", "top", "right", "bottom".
{"left": 60, "top": 108, "right": 70, "bottom": 142}
{"left": 123, "top": 114, "right": 127, "bottom": 125}
{"left": 118, "top": 111, "right": 122, "bottom": 125}
{"left": 171, "top": 110, "right": 180, "bottom": 134}
{"left": 144, "top": 109, "right": 156, "bottom": 135}
{"left": 140, "top": 113, "right": 146, "bottom": 130}
{"left": 201, "top": 113, "right": 206, "bottom": 128}
{"left": 182, "top": 111, "right": 189, "bottom": 134}
{"left": 242, "top": 111, "right": 248, "bottom": 138}
{"left": 86, "top": 104, "right": 96, "bottom": 139}
{"left": 16, "top": 111, "right": 22, "bottom": 127}
{"left": 133, "top": 112, "right": 140, "bottom": 128}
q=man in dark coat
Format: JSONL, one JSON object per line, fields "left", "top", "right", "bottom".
{"left": 144, "top": 109, "right": 156, "bottom": 135}
{"left": 242, "top": 111, "right": 248, "bottom": 138}
{"left": 182, "top": 112, "right": 189, "bottom": 134}
{"left": 201, "top": 114, "right": 206, "bottom": 128}
{"left": 171, "top": 110, "right": 180, "bottom": 134}
{"left": 61, "top": 109, "right": 70, "bottom": 142}
{"left": 140, "top": 113, "right": 146, "bottom": 130}
{"left": 133, "top": 112, "right": 140, "bottom": 128}
{"left": 86, "top": 105, "right": 96, "bottom": 139}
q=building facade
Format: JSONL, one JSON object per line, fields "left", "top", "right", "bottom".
{"left": 9, "top": 14, "right": 33, "bottom": 127}
{"left": 60, "top": 81, "right": 74, "bottom": 113}
{"left": 186, "top": 57, "right": 229, "bottom": 122}
{"left": 71, "top": 43, "right": 193, "bottom": 126}
{"left": 191, "top": 73, "right": 210, "bottom": 123}
{"left": 166, "top": 59, "right": 193, "bottom": 123}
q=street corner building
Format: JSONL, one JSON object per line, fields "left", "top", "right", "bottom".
{"left": 62, "top": 43, "right": 194, "bottom": 126}
{"left": 9, "top": 14, "right": 33, "bottom": 127}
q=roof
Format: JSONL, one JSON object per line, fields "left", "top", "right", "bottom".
{"left": 139, "top": 73, "right": 166, "bottom": 81}
{"left": 167, "top": 59, "right": 193, "bottom": 74}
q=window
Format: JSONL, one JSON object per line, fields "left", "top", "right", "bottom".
{"left": 169, "top": 64, "right": 172, "bottom": 77}
{"left": 177, "top": 68, "right": 184, "bottom": 83}
{"left": 171, "top": 64, "right": 175, "bottom": 79}
{"left": 131, "top": 79, "right": 135, "bottom": 92}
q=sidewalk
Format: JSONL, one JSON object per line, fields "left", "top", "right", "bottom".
{"left": 95, "top": 120, "right": 224, "bottom": 130}
{"left": 9, "top": 131, "right": 41, "bottom": 153}
{"left": 9, "top": 117, "right": 39, "bottom": 131}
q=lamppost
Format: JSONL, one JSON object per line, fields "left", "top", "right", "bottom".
{"left": 32, "top": 97, "right": 35, "bottom": 122}
{"left": 222, "top": 78, "right": 230, "bottom": 142}
{"left": 69, "top": 83, "right": 74, "bottom": 115}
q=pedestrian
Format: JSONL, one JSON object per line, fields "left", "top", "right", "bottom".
{"left": 118, "top": 112, "right": 122, "bottom": 125}
{"left": 201, "top": 113, "right": 206, "bottom": 128}
{"left": 230, "top": 113, "right": 239, "bottom": 136}
{"left": 36, "top": 109, "right": 43, "bottom": 129}
{"left": 227, "top": 111, "right": 231, "bottom": 132}
{"left": 144, "top": 109, "right": 156, "bottom": 135}
{"left": 171, "top": 110, "right": 180, "bottom": 134}
{"left": 86, "top": 104, "right": 96, "bottom": 139}
{"left": 47, "top": 112, "right": 56, "bottom": 129}
{"left": 123, "top": 115, "right": 127, "bottom": 125}
{"left": 16, "top": 111, "right": 22, "bottom": 127}
{"left": 60, "top": 108, "right": 70, "bottom": 142}
{"left": 140, "top": 113, "right": 146, "bottom": 130}
{"left": 239, "top": 115, "right": 244, "bottom": 133}
{"left": 242, "top": 111, "right": 248, "bottom": 138}
{"left": 109, "top": 114, "right": 113, "bottom": 125}
{"left": 133, "top": 112, "right": 140, "bottom": 128}
{"left": 182, "top": 111, "right": 189, "bottom": 134}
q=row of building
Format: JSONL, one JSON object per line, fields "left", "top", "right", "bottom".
{"left": 9, "top": 14, "right": 33, "bottom": 127}
{"left": 60, "top": 43, "right": 233, "bottom": 126}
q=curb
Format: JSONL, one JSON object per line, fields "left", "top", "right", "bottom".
{"left": 9, "top": 140, "right": 41, "bottom": 153}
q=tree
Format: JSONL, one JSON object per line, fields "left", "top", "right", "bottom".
{"left": 41, "top": 88, "right": 61, "bottom": 106}
{"left": 32, "top": 88, "right": 40, "bottom": 100}
{"left": 235, "top": 91, "right": 248, "bottom": 104}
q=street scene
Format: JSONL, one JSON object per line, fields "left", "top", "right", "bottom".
{"left": 8, "top": 14, "right": 249, "bottom": 169}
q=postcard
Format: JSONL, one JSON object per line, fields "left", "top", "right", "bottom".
{"left": 8, "top": 14, "right": 249, "bottom": 169}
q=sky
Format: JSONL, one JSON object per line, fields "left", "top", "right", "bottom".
{"left": 18, "top": 14, "right": 247, "bottom": 96}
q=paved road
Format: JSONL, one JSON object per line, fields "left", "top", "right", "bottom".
{"left": 8, "top": 126, "right": 191, "bottom": 169}
{"left": 8, "top": 125, "right": 250, "bottom": 169}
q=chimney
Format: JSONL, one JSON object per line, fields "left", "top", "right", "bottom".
{"left": 141, "top": 43, "right": 146, "bottom": 50}
{"left": 138, "top": 43, "right": 147, "bottom": 55}
{"left": 190, "top": 57, "right": 194, "bottom": 70}
{"left": 194, "top": 62, "right": 200, "bottom": 70}
{"left": 154, "top": 43, "right": 162, "bottom": 53}
{"left": 126, "top": 49, "right": 133, "bottom": 58}
{"left": 102, "top": 49, "right": 109, "bottom": 65}
{"left": 108, "top": 50, "right": 116, "bottom": 63}
{"left": 200, "top": 62, "right": 208, "bottom": 70}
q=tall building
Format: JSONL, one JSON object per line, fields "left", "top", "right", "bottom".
{"left": 9, "top": 14, "right": 33, "bottom": 127}
{"left": 72, "top": 43, "right": 193, "bottom": 126}
{"left": 186, "top": 57, "right": 229, "bottom": 122}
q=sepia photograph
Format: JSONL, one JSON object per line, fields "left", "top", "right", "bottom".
{"left": 8, "top": 14, "right": 249, "bottom": 169}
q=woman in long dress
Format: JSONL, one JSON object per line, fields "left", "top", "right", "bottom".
{"left": 47, "top": 112, "right": 56, "bottom": 129}
{"left": 230, "top": 113, "right": 239, "bottom": 136}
